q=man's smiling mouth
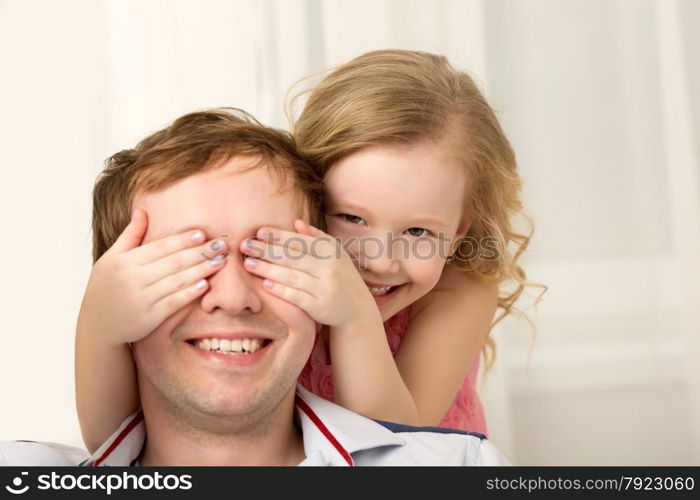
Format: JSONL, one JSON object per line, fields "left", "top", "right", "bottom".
{"left": 187, "top": 337, "right": 272, "bottom": 355}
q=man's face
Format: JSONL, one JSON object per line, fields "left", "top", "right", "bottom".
{"left": 131, "top": 156, "right": 316, "bottom": 423}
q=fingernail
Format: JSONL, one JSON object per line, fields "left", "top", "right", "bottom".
{"left": 258, "top": 230, "right": 272, "bottom": 241}
{"left": 244, "top": 239, "right": 255, "bottom": 250}
{"left": 263, "top": 279, "right": 275, "bottom": 290}
{"left": 191, "top": 231, "right": 204, "bottom": 242}
{"left": 210, "top": 240, "right": 224, "bottom": 251}
{"left": 195, "top": 279, "right": 207, "bottom": 289}
{"left": 209, "top": 255, "right": 226, "bottom": 266}
{"left": 244, "top": 258, "right": 258, "bottom": 269}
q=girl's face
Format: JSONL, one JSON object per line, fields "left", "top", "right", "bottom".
{"left": 324, "top": 142, "right": 470, "bottom": 321}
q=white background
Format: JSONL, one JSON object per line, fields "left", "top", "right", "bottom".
{"left": 0, "top": 0, "right": 698, "bottom": 465}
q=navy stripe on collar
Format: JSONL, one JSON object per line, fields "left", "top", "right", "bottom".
{"left": 372, "top": 419, "right": 486, "bottom": 440}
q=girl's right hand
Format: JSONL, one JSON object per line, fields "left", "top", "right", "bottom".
{"left": 77, "top": 208, "right": 229, "bottom": 345}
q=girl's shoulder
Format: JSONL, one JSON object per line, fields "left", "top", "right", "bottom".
{"left": 412, "top": 265, "right": 499, "bottom": 319}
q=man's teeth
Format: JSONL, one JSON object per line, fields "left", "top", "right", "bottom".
{"left": 195, "top": 338, "right": 265, "bottom": 354}
{"left": 368, "top": 285, "right": 395, "bottom": 296}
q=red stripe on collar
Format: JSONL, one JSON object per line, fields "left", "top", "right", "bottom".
{"left": 295, "top": 394, "right": 354, "bottom": 466}
{"left": 93, "top": 411, "right": 144, "bottom": 466}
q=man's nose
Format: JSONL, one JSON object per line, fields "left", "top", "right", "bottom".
{"left": 200, "top": 255, "right": 263, "bottom": 314}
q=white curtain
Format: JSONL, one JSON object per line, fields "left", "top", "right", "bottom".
{"left": 1, "top": 0, "right": 697, "bottom": 465}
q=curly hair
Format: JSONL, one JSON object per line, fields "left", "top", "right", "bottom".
{"left": 288, "top": 49, "right": 546, "bottom": 371}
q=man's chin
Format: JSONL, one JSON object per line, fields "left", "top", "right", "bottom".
{"left": 190, "top": 385, "right": 267, "bottom": 414}
{"left": 167, "top": 379, "right": 296, "bottom": 433}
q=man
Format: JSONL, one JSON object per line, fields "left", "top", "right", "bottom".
{"left": 0, "top": 108, "right": 508, "bottom": 466}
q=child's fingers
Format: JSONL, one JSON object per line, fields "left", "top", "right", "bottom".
{"left": 142, "top": 237, "right": 229, "bottom": 286}
{"left": 243, "top": 257, "right": 316, "bottom": 294}
{"left": 129, "top": 227, "right": 207, "bottom": 265}
{"left": 294, "top": 219, "right": 328, "bottom": 238}
{"left": 146, "top": 251, "right": 229, "bottom": 304}
{"left": 261, "top": 279, "right": 316, "bottom": 312}
{"left": 240, "top": 239, "right": 327, "bottom": 276}
{"left": 241, "top": 237, "right": 305, "bottom": 260}
{"left": 292, "top": 220, "right": 341, "bottom": 258}
{"left": 255, "top": 225, "right": 332, "bottom": 254}
{"left": 151, "top": 277, "right": 210, "bottom": 320}
{"left": 108, "top": 208, "right": 149, "bottom": 255}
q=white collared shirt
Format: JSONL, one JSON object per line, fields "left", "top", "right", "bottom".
{"left": 0, "top": 385, "right": 509, "bottom": 466}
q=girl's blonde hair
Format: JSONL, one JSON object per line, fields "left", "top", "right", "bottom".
{"left": 288, "top": 49, "right": 545, "bottom": 371}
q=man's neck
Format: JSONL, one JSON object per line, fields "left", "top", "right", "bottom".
{"left": 138, "top": 391, "right": 305, "bottom": 466}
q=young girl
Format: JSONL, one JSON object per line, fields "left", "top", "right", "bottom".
{"left": 253, "top": 49, "right": 539, "bottom": 431}
{"left": 76, "top": 49, "right": 539, "bottom": 452}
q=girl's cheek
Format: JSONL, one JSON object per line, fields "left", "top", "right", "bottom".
{"left": 405, "top": 256, "right": 445, "bottom": 292}
{"left": 412, "top": 238, "right": 451, "bottom": 263}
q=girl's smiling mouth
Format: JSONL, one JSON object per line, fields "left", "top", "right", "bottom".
{"left": 364, "top": 281, "right": 407, "bottom": 306}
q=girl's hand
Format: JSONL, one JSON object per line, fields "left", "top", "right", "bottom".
{"left": 240, "top": 219, "right": 376, "bottom": 327}
{"left": 77, "top": 209, "right": 229, "bottom": 345}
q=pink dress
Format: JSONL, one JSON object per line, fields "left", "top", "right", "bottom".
{"left": 298, "top": 305, "right": 488, "bottom": 435}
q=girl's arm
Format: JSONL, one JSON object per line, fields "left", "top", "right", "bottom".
{"left": 327, "top": 308, "right": 420, "bottom": 425}
{"left": 328, "top": 264, "right": 497, "bottom": 426}
{"left": 75, "top": 318, "right": 139, "bottom": 453}
{"left": 394, "top": 264, "right": 499, "bottom": 425}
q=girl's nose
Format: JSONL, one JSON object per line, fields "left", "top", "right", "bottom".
{"left": 358, "top": 236, "right": 401, "bottom": 274}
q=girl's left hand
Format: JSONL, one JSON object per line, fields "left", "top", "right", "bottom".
{"left": 240, "top": 219, "right": 376, "bottom": 327}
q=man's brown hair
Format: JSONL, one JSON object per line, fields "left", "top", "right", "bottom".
{"left": 92, "top": 108, "right": 325, "bottom": 263}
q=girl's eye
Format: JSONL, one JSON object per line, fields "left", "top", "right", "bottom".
{"left": 406, "top": 227, "right": 430, "bottom": 237}
{"left": 340, "top": 214, "right": 366, "bottom": 225}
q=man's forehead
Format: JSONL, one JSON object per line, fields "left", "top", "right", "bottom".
{"left": 133, "top": 160, "right": 305, "bottom": 241}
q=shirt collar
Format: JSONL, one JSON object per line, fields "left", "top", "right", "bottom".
{"left": 84, "top": 410, "right": 145, "bottom": 467}
{"left": 294, "top": 385, "right": 405, "bottom": 466}
{"left": 84, "top": 384, "right": 405, "bottom": 467}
